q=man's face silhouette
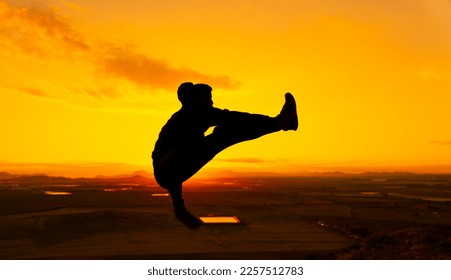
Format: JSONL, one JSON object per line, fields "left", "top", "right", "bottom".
{"left": 193, "top": 91, "right": 213, "bottom": 109}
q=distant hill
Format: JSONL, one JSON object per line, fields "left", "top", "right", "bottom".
{"left": 0, "top": 172, "right": 20, "bottom": 180}
{"left": 0, "top": 171, "right": 155, "bottom": 186}
{"left": 94, "top": 170, "right": 152, "bottom": 179}
{"left": 0, "top": 172, "right": 49, "bottom": 180}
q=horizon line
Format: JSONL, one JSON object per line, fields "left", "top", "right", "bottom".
{"left": 2, "top": 169, "right": 451, "bottom": 180}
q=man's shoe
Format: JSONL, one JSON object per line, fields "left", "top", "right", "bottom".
{"left": 277, "top": 92, "right": 298, "bottom": 131}
{"left": 174, "top": 208, "right": 202, "bottom": 229}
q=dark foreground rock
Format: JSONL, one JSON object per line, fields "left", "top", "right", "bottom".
{"left": 333, "top": 224, "right": 451, "bottom": 259}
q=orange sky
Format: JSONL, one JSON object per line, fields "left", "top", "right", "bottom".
{"left": 1, "top": 0, "right": 451, "bottom": 177}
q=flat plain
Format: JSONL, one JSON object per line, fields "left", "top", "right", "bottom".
{"left": 0, "top": 173, "right": 450, "bottom": 259}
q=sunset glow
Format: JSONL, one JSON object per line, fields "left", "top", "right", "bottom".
{"left": 1, "top": 0, "right": 451, "bottom": 177}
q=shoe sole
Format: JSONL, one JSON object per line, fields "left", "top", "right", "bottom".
{"left": 285, "top": 92, "right": 298, "bottom": 131}
{"left": 175, "top": 210, "right": 202, "bottom": 229}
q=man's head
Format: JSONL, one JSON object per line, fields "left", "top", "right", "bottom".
{"left": 177, "top": 82, "right": 213, "bottom": 108}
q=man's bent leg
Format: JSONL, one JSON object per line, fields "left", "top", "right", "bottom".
{"left": 153, "top": 173, "right": 202, "bottom": 229}
{"left": 166, "top": 183, "right": 185, "bottom": 210}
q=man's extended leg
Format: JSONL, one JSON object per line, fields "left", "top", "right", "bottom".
{"left": 172, "top": 92, "right": 299, "bottom": 183}
{"left": 209, "top": 92, "right": 299, "bottom": 150}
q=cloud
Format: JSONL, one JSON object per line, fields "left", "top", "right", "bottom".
{"left": 99, "top": 46, "right": 237, "bottom": 91}
{"left": 428, "top": 141, "right": 451, "bottom": 146}
{"left": 0, "top": 1, "right": 89, "bottom": 58}
{"left": 0, "top": 1, "right": 237, "bottom": 97}
{"left": 17, "top": 87, "right": 49, "bottom": 98}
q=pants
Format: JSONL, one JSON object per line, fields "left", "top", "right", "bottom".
{"left": 153, "top": 110, "right": 280, "bottom": 209}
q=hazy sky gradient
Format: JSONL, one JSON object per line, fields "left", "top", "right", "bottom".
{"left": 1, "top": 0, "right": 451, "bottom": 176}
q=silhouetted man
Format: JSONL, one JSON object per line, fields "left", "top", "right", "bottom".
{"left": 152, "top": 82, "right": 298, "bottom": 228}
